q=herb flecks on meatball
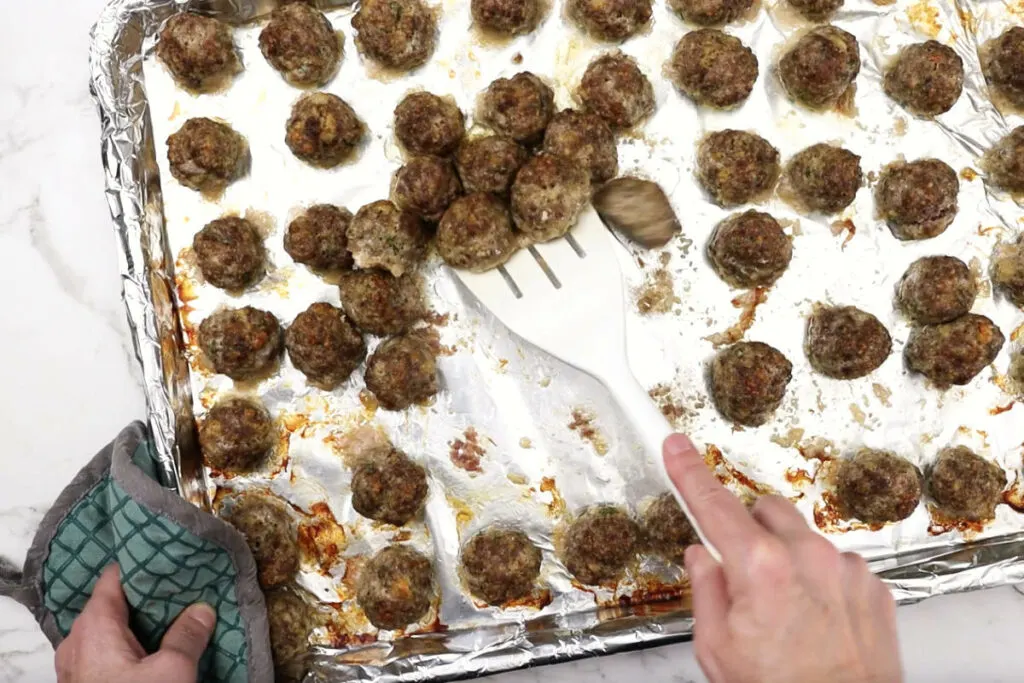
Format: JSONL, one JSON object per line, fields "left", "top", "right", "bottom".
{"left": 157, "top": 13, "right": 241, "bottom": 92}
{"left": 884, "top": 41, "right": 964, "bottom": 117}
{"left": 167, "top": 118, "right": 249, "bottom": 193}
{"left": 668, "top": 0, "right": 754, "bottom": 26}
{"left": 193, "top": 216, "right": 265, "bottom": 291}
{"left": 472, "top": 0, "right": 544, "bottom": 35}
{"left": 578, "top": 52, "right": 655, "bottom": 129}
{"left": 357, "top": 545, "right": 435, "bottom": 630}
{"left": 259, "top": 3, "right": 341, "bottom": 87}
{"left": 348, "top": 200, "right": 428, "bottom": 277}
{"left": 510, "top": 154, "right": 591, "bottom": 242}
{"left": 696, "top": 129, "right": 780, "bottom": 207}
{"left": 568, "top": 0, "right": 652, "bottom": 42}
{"left": 478, "top": 72, "right": 555, "bottom": 144}
{"left": 897, "top": 256, "right": 976, "bottom": 324}
{"left": 461, "top": 528, "right": 542, "bottom": 605}
{"left": 394, "top": 92, "right": 465, "bottom": 156}
{"left": 981, "top": 27, "right": 1024, "bottom": 109}
{"left": 806, "top": 305, "right": 891, "bottom": 380}
{"left": 365, "top": 333, "right": 439, "bottom": 410}
{"left": 224, "top": 493, "right": 300, "bottom": 588}
{"left": 836, "top": 449, "right": 922, "bottom": 525}
{"left": 352, "top": 0, "right": 438, "bottom": 71}
{"left": 779, "top": 25, "right": 860, "bottom": 110}
{"left": 710, "top": 341, "right": 793, "bottom": 426}
{"left": 393, "top": 156, "right": 462, "bottom": 222}
{"left": 438, "top": 193, "right": 518, "bottom": 272}
{"left": 905, "top": 314, "right": 1005, "bottom": 386}
{"left": 982, "top": 127, "right": 1024, "bottom": 194}
{"left": 542, "top": 110, "right": 618, "bottom": 182}
{"left": 199, "top": 397, "right": 275, "bottom": 472}
{"left": 351, "top": 449, "right": 428, "bottom": 525}
{"left": 929, "top": 447, "right": 1005, "bottom": 522}
{"left": 784, "top": 143, "right": 862, "bottom": 214}
{"left": 198, "top": 307, "right": 283, "bottom": 380}
{"left": 286, "top": 93, "right": 365, "bottom": 167}
{"left": 707, "top": 210, "right": 792, "bottom": 288}
{"left": 564, "top": 506, "right": 639, "bottom": 585}
{"left": 285, "top": 204, "right": 354, "bottom": 272}
{"left": 285, "top": 303, "right": 365, "bottom": 389}
{"left": 456, "top": 136, "right": 529, "bottom": 195}
{"left": 643, "top": 492, "right": 699, "bottom": 564}
{"left": 338, "top": 270, "right": 425, "bottom": 336}
{"left": 669, "top": 29, "right": 758, "bottom": 109}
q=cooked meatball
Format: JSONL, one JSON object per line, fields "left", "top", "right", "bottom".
{"left": 472, "top": 0, "right": 543, "bottom": 34}
{"left": 437, "top": 193, "right": 518, "bottom": 271}
{"left": 392, "top": 156, "right": 462, "bottom": 222}
{"left": 897, "top": 256, "right": 976, "bottom": 324}
{"left": 786, "top": 0, "right": 842, "bottom": 21}
{"left": 709, "top": 341, "right": 793, "bottom": 426}
{"left": 706, "top": 210, "right": 792, "bottom": 288}
{"left": 884, "top": 41, "right": 964, "bottom": 117}
{"left": 875, "top": 158, "right": 959, "bottom": 241}
{"left": 568, "top": 0, "right": 652, "bottom": 42}
{"left": 981, "top": 27, "right": 1024, "bottom": 109}
{"left": 394, "top": 92, "right": 465, "bottom": 156}
{"left": 1010, "top": 350, "right": 1024, "bottom": 386}
{"left": 266, "top": 589, "right": 314, "bottom": 683}
{"left": 806, "top": 305, "right": 891, "bottom": 380}
{"left": 643, "top": 492, "right": 699, "bottom": 565}
{"left": 167, "top": 118, "right": 249, "bottom": 193}
{"left": 351, "top": 449, "right": 428, "bottom": 525}
{"left": 541, "top": 110, "right": 618, "bottom": 182}
{"left": 284, "top": 204, "right": 354, "bottom": 271}
{"left": 461, "top": 528, "right": 542, "bottom": 605}
{"left": 835, "top": 449, "right": 922, "bottom": 524}
{"left": 259, "top": 4, "right": 340, "bottom": 87}
{"left": 285, "top": 303, "right": 365, "bottom": 388}
{"left": 992, "top": 234, "right": 1024, "bottom": 306}
{"left": 348, "top": 200, "right": 428, "bottom": 277}
{"left": 478, "top": 72, "right": 555, "bottom": 144}
{"left": 156, "top": 13, "right": 240, "bottom": 91}
{"left": 578, "top": 52, "right": 655, "bottom": 129}
{"left": 224, "top": 493, "right": 299, "bottom": 588}
{"left": 455, "top": 136, "right": 529, "bottom": 195}
{"left": 357, "top": 545, "right": 435, "bottom": 630}
{"left": 563, "top": 506, "right": 639, "bottom": 585}
{"left": 338, "top": 270, "right": 425, "bottom": 336}
{"left": 696, "top": 130, "right": 780, "bottom": 207}
{"left": 668, "top": 0, "right": 753, "bottom": 26}
{"left": 592, "top": 177, "right": 682, "bottom": 248}
{"left": 285, "top": 93, "right": 365, "bottom": 168}
{"left": 510, "top": 154, "right": 591, "bottom": 242}
{"left": 198, "top": 307, "right": 283, "bottom": 380}
{"left": 906, "top": 314, "right": 1005, "bottom": 386}
{"left": 352, "top": 0, "right": 437, "bottom": 71}
{"left": 779, "top": 25, "right": 860, "bottom": 109}
{"left": 669, "top": 29, "right": 758, "bottom": 109}
{"left": 199, "top": 397, "right": 274, "bottom": 472}
{"left": 982, "top": 126, "right": 1024, "bottom": 193}
{"left": 193, "top": 216, "right": 265, "bottom": 291}
{"left": 784, "top": 143, "right": 862, "bottom": 214}
{"left": 364, "top": 333, "right": 439, "bottom": 410}
{"left": 929, "top": 446, "right": 1005, "bottom": 521}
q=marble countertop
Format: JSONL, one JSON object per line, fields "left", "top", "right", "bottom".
{"left": 2, "top": 1, "right": 1024, "bottom": 681}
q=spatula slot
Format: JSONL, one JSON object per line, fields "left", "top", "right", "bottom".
{"left": 528, "top": 245, "right": 562, "bottom": 289}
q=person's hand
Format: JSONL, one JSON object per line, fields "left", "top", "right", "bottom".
{"left": 664, "top": 434, "right": 903, "bottom": 683}
{"left": 55, "top": 565, "right": 216, "bottom": 683}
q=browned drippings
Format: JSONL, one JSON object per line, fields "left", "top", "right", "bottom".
{"left": 785, "top": 468, "right": 814, "bottom": 488}
{"left": 449, "top": 427, "right": 486, "bottom": 472}
{"left": 706, "top": 444, "right": 774, "bottom": 496}
{"left": 991, "top": 401, "right": 1016, "bottom": 415}
{"left": 830, "top": 218, "right": 857, "bottom": 249}
{"left": 298, "top": 502, "right": 347, "bottom": 572}
{"left": 926, "top": 503, "right": 987, "bottom": 537}
{"left": 568, "top": 409, "right": 609, "bottom": 455}
{"left": 704, "top": 288, "right": 768, "bottom": 348}
{"left": 813, "top": 491, "right": 885, "bottom": 534}
{"left": 636, "top": 267, "right": 678, "bottom": 315}
{"left": 960, "top": 167, "right": 979, "bottom": 181}
{"left": 906, "top": 0, "right": 943, "bottom": 37}
{"left": 539, "top": 476, "right": 566, "bottom": 516}
{"left": 648, "top": 384, "right": 688, "bottom": 428}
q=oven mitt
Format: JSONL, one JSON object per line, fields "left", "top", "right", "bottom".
{"left": 0, "top": 421, "right": 274, "bottom": 683}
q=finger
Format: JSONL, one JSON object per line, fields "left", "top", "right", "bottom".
{"left": 750, "top": 495, "right": 811, "bottom": 544}
{"left": 81, "top": 565, "right": 130, "bottom": 624}
{"left": 156, "top": 603, "right": 217, "bottom": 667}
{"left": 685, "top": 545, "right": 730, "bottom": 682}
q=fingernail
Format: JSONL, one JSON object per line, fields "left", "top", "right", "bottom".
{"left": 189, "top": 603, "right": 217, "bottom": 631}
{"left": 664, "top": 433, "right": 696, "bottom": 457}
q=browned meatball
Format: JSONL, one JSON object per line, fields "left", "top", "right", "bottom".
{"left": 786, "top": 0, "right": 842, "bottom": 21}
{"left": 352, "top": 0, "right": 437, "bottom": 71}
{"left": 156, "top": 13, "right": 240, "bottom": 91}
{"left": 578, "top": 52, "right": 655, "bottom": 129}
{"left": 364, "top": 333, "right": 439, "bottom": 410}
{"left": 779, "top": 26, "right": 860, "bottom": 109}
{"left": 835, "top": 449, "right": 922, "bottom": 524}
{"left": 706, "top": 210, "right": 792, "bottom": 288}
{"left": 906, "top": 314, "right": 1005, "bottom": 386}
{"left": 338, "top": 270, "right": 425, "bottom": 336}
{"left": 224, "top": 493, "right": 299, "bottom": 588}
{"left": 784, "top": 143, "right": 862, "bottom": 214}
{"left": 167, "top": 118, "right": 249, "bottom": 193}
{"left": 1010, "top": 349, "right": 1024, "bottom": 386}
{"left": 806, "top": 305, "right": 891, "bottom": 380}
{"left": 541, "top": 110, "right": 618, "bottom": 182}
{"left": 455, "top": 136, "right": 529, "bottom": 195}
{"left": 392, "top": 156, "right": 462, "bottom": 221}
{"left": 875, "top": 159, "right": 959, "bottom": 241}
{"left": 266, "top": 589, "right": 314, "bottom": 683}
{"left": 198, "top": 307, "right": 283, "bottom": 380}
{"left": 199, "top": 397, "right": 275, "bottom": 472}
{"left": 394, "top": 92, "right": 465, "bottom": 156}
{"left": 259, "top": 4, "right": 340, "bottom": 87}
{"left": 284, "top": 204, "right": 354, "bottom": 272}
{"left": 472, "top": 0, "right": 543, "bottom": 34}
{"left": 568, "top": 0, "right": 652, "bottom": 41}
{"left": 193, "top": 217, "right": 265, "bottom": 291}
{"left": 478, "top": 72, "right": 555, "bottom": 144}
{"left": 285, "top": 93, "right": 365, "bottom": 168}
{"left": 992, "top": 234, "right": 1024, "bottom": 306}
{"left": 510, "top": 154, "right": 591, "bottom": 242}
{"left": 643, "top": 492, "right": 699, "bottom": 565}
{"left": 668, "top": 0, "right": 753, "bottom": 25}
{"left": 709, "top": 341, "right": 793, "bottom": 426}
{"left": 461, "top": 528, "right": 542, "bottom": 605}
{"left": 884, "top": 41, "right": 964, "bottom": 117}
{"left": 929, "top": 446, "right": 1005, "bottom": 521}
{"left": 285, "top": 303, "right": 365, "bottom": 388}
{"left": 437, "top": 193, "right": 518, "bottom": 271}
{"left": 563, "top": 506, "right": 639, "bottom": 585}
{"left": 351, "top": 449, "right": 428, "bottom": 525}
{"left": 696, "top": 130, "right": 780, "bottom": 207}
{"left": 982, "top": 126, "right": 1024, "bottom": 193}
{"left": 357, "top": 545, "right": 435, "bottom": 630}
{"left": 981, "top": 27, "right": 1024, "bottom": 109}
{"left": 669, "top": 29, "right": 758, "bottom": 109}
{"left": 348, "top": 200, "right": 428, "bottom": 277}
{"left": 897, "top": 256, "right": 976, "bottom": 324}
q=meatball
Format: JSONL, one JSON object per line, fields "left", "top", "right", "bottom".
{"left": 224, "top": 493, "right": 299, "bottom": 588}
{"left": 992, "top": 234, "right": 1024, "bottom": 307}
{"left": 285, "top": 93, "right": 365, "bottom": 168}
{"left": 875, "top": 158, "right": 959, "bottom": 241}
{"left": 461, "top": 528, "right": 542, "bottom": 605}
{"left": 478, "top": 72, "right": 555, "bottom": 144}
{"left": 285, "top": 303, "right": 365, "bottom": 389}
{"left": 455, "top": 136, "right": 529, "bottom": 195}
{"left": 541, "top": 110, "right": 618, "bottom": 183}
{"left": 835, "top": 449, "right": 922, "bottom": 524}
{"left": 166, "top": 118, "right": 249, "bottom": 193}
{"left": 392, "top": 156, "right": 462, "bottom": 222}
{"left": 905, "top": 314, "right": 1005, "bottom": 386}
{"left": 1010, "top": 349, "right": 1024, "bottom": 386}
{"left": 259, "top": 3, "right": 340, "bottom": 87}
{"left": 156, "top": 13, "right": 240, "bottom": 91}
{"left": 347, "top": 200, "right": 428, "bottom": 277}
{"left": 563, "top": 506, "right": 639, "bottom": 585}
{"left": 437, "top": 193, "right": 518, "bottom": 271}
{"left": 351, "top": 449, "right": 429, "bottom": 525}
{"left": 982, "top": 126, "right": 1024, "bottom": 193}
{"left": 193, "top": 216, "right": 265, "bottom": 291}
{"left": 472, "top": 0, "right": 543, "bottom": 34}
{"left": 981, "top": 27, "right": 1024, "bottom": 109}
{"left": 668, "top": 0, "right": 753, "bottom": 26}
{"left": 669, "top": 29, "right": 758, "bottom": 109}
{"left": 284, "top": 204, "right": 354, "bottom": 272}
{"left": 356, "top": 545, "right": 435, "bottom": 630}
{"left": 578, "top": 52, "right": 655, "bottom": 129}
{"left": 568, "top": 0, "right": 652, "bottom": 42}
{"left": 643, "top": 492, "right": 699, "bottom": 565}
{"left": 352, "top": 0, "right": 437, "bottom": 71}
{"left": 338, "top": 270, "right": 425, "bottom": 336}
{"left": 266, "top": 590, "right": 314, "bottom": 683}
{"left": 696, "top": 130, "right": 780, "bottom": 207}
{"left": 198, "top": 307, "right": 283, "bottom": 380}
{"left": 805, "top": 305, "right": 891, "bottom": 380}
{"left": 394, "top": 92, "right": 465, "bottom": 156}
{"left": 884, "top": 41, "right": 964, "bottom": 117}
{"left": 786, "top": 0, "right": 842, "bottom": 21}
{"left": 364, "top": 333, "right": 439, "bottom": 410}
{"left": 784, "top": 143, "right": 862, "bottom": 214}
{"left": 706, "top": 210, "right": 792, "bottom": 288}
{"left": 510, "top": 154, "right": 591, "bottom": 242}
{"left": 199, "top": 397, "right": 274, "bottom": 472}
{"left": 897, "top": 256, "right": 976, "bottom": 324}
{"left": 929, "top": 446, "right": 1005, "bottom": 521}
{"left": 779, "top": 25, "right": 860, "bottom": 109}
{"left": 709, "top": 341, "right": 793, "bottom": 426}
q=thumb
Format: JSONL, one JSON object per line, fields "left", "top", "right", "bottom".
{"left": 156, "top": 603, "right": 217, "bottom": 666}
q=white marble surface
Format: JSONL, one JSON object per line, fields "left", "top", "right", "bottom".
{"left": 2, "top": 1, "right": 1024, "bottom": 681}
